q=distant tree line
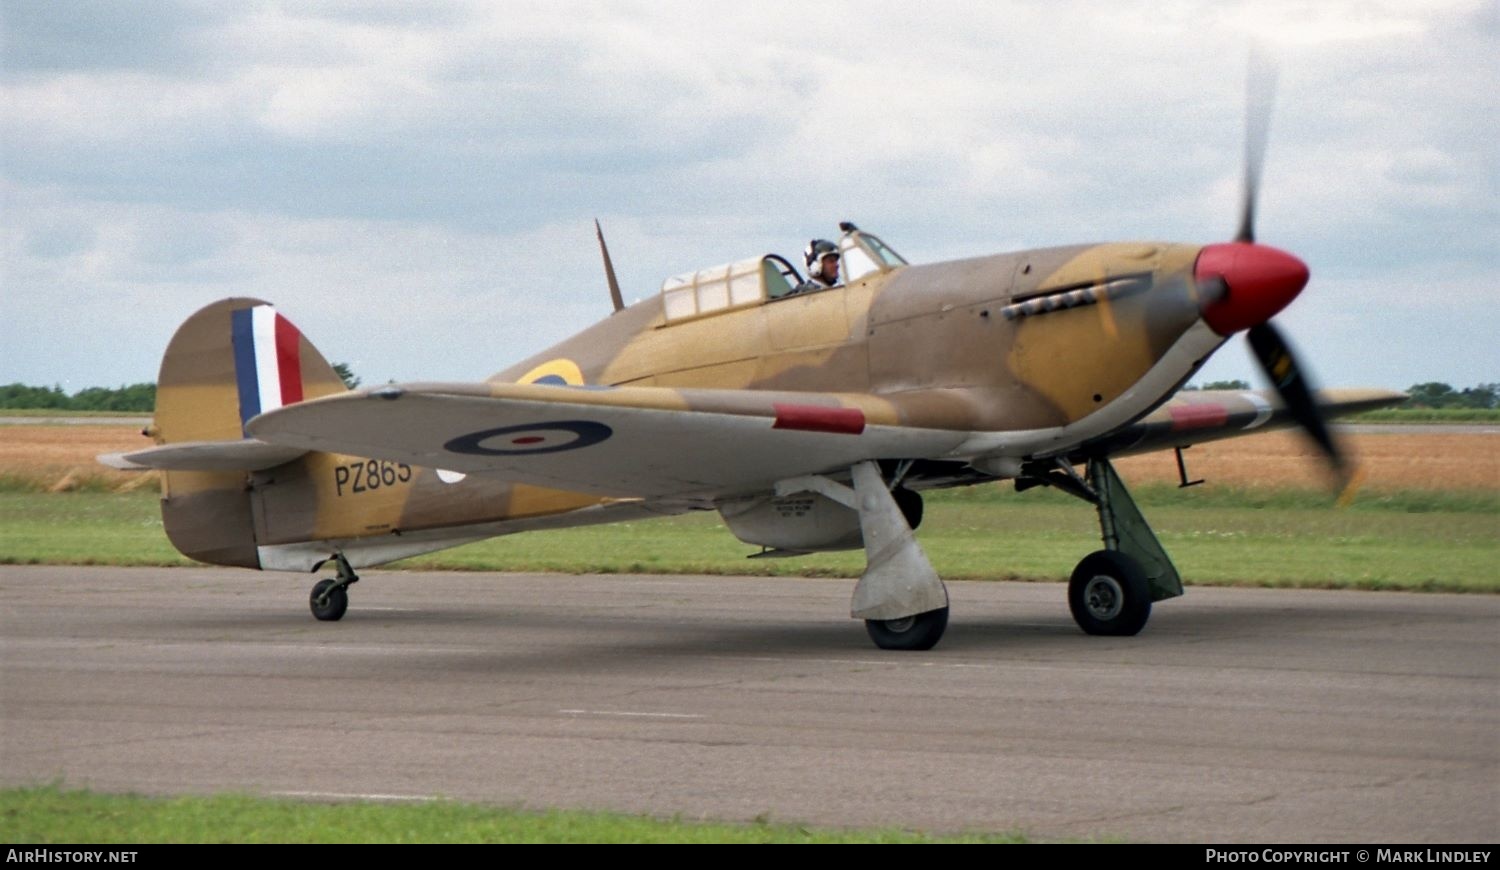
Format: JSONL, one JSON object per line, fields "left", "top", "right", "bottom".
{"left": 1402, "top": 382, "right": 1498, "bottom": 409}
{"left": 1184, "top": 380, "right": 1498, "bottom": 409}
{"left": 1, "top": 364, "right": 361, "bottom": 413}
{"left": 0, "top": 382, "right": 156, "bottom": 412}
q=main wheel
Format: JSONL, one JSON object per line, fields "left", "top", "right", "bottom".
{"left": 1068, "top": 550, "right": 1151, "bottom": 636}
{"left": 309, "top": 578, "right": 349, "bottom": 622}
{"left": 865, "top": 607, "right": 948, "bottom": 651}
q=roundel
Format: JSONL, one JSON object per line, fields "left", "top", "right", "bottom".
{"left": 444, "top": 420, "right": 612, "bottom": 456}
{"left": 518, "top": 359, "right": 585, "bottom": 386}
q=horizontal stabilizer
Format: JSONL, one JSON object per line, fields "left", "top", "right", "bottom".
{"left": 98, "top": 439, "right": 307, "bottom": 472}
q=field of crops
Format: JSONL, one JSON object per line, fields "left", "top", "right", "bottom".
{"left": 2, "top": 421, "right": 1494, "bottom": 493}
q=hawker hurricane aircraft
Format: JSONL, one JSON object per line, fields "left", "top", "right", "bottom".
{"left": 101, "top": 70, "right": 1402, "bottom": 650}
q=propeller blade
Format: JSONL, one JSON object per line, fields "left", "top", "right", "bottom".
{"left": 1247, "top": 322, "right": 1335, "bottom": 461}
{"left": 1220, "top": 56, "right": 1359, "bottom": 502}
{"left": 1235, "top": 51, "right": 1279, "bottom": 244}
{"left": 1247, "top": 322, "right": 1362, "bottom": 500}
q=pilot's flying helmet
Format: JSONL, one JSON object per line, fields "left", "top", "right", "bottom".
{"left": 804, "top": 238, "right": 839, "bottom": 271}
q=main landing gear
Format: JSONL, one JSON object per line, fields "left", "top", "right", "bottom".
{"left": 780, "top": 455, "right": 1180, "bottom": 649}
{"left": 776, "top": 461, "right": 949, "bottom": 651}
{"left": 309, "top": 552, "right": 359, "bottom": 621}
{"left": 1023, "top": 456, "right": 1183, "bottom": 636}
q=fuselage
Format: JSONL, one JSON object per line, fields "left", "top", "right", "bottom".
{"left": 497, "top": 240, "right": 1217, "bottom": 435}
{"left": 158, "top": 234, "right": 1299, "bottom": 572}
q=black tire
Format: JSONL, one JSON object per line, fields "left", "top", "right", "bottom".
{"left": 865, "top": 607, "right": 948, "bottom": 651}
{"left": 1068, "top": 550, "right": 1151, "bottom": 636}
{"left": 309, "top": 578, "right": 348, "bottom": 622}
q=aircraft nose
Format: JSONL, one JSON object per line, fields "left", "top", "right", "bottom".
{"left": 1195, "top": 242, "right": 1309, "bottom": 336}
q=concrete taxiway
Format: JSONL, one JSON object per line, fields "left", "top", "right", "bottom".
{"left": 1, "top": 566, "right": 1495, "bottom": 842}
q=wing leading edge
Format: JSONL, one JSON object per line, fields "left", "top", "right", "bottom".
{"left": 1077, "top": 387, "right": 1406, "bottom": 459}
{"left": 247, "top": 382, "right": 974, "bottom": 500}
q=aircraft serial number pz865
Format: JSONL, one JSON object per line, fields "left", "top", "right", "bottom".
{"left": 333, "top": 460, "right": 412, "bottom": 497}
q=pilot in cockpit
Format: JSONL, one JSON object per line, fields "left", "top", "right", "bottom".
{"left": 792, "top": 239, "right": 842, "bottom": 294}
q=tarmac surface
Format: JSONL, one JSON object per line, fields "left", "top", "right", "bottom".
{"left": 2, "top": 566, "right": 1496, "bottom": 842}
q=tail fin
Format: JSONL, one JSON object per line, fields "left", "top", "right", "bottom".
{"left": 152, "top": 298, "right": 346, "bottom": 568}
{"left": 157, "top": 298, "right": 346, "bottom": 442}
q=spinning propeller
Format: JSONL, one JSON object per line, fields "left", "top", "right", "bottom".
{"left": 1192, "top": 54, "right": 1361, "bottom": 502}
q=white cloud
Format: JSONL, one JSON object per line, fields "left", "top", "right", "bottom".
{"left": 2, "top": 0, "right": 1495, "bottom": 392}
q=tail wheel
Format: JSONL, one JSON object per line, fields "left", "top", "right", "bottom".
{"left": 1068, "top": 550, "right": 1151, "bottom": 636}
{"left": 865, "top": 607, "right": 948, "bottom": 651}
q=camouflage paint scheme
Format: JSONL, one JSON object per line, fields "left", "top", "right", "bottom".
{"left": 118, "top": 227, "right": 1399, "bottom": 575}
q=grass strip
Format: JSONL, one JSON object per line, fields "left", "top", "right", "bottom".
{"left": 0, "top": 785, "right": 1025, "bottom": 844}
{"left": 1350, "top": 408, "right": 1500, "bottom": 423}
{"left": 1, "top": 488, "right": 1494, "bottom": 592}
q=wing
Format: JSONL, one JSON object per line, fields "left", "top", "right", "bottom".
{"left": 247, "top": 382, "right": 974, "bottom": 500}
{"left": 1079, "top": 387, "right": 1406, "bottom": 458}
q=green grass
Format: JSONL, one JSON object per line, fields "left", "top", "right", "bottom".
{"left": 0, "top": 490, "right": 192, "bottom": 566}
{"left": 2, "top": 486, "right": 1495, "bottom": 592}
{"left": 0, "top": 785, "right": 1024, "bottom": 844}
{"left": 1350, "top": 407, "right": 1500, "bottom": 423}
{"left": 399, "top": 488, "right": 1499, "bottom": 591}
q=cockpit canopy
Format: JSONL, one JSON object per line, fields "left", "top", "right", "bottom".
{"left": 837, "top": 225, "right": 907, "bottom": 283}
{"left": 659, "top": 224, "right": 907, "bottom": 324}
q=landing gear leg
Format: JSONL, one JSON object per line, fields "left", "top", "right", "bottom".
{"left": 776, "top": 461, "right": 949, "bottom": 651}
{"left": 309, "top": 552, "right": 358, "bottom": 621}
{"left": 1085, "top": 456, "right": 1182, "bottom": 606}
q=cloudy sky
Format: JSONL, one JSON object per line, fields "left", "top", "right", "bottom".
{"left": 3, "top": 1, "right": 1495, "bottom": 394}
